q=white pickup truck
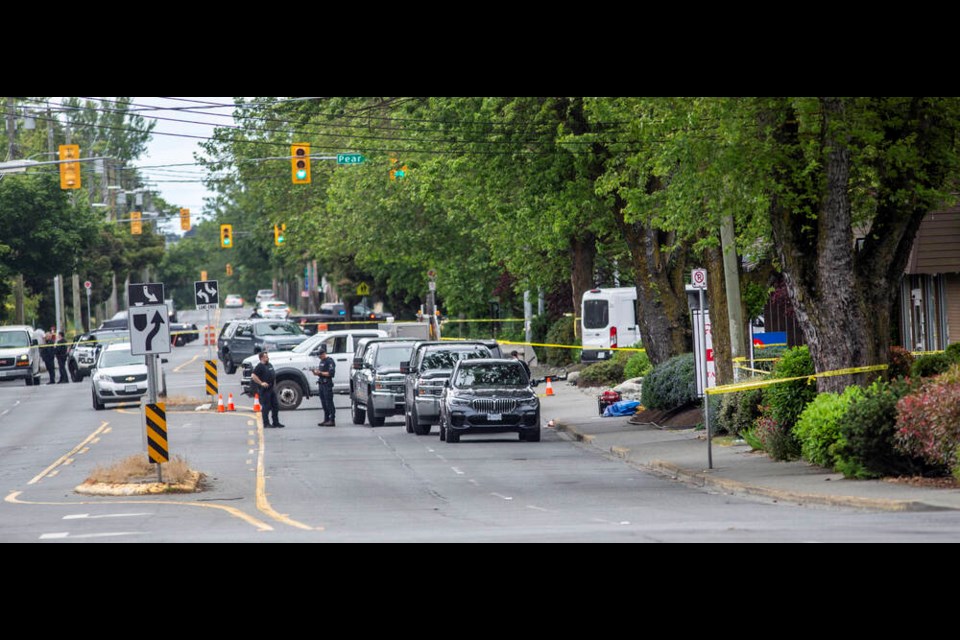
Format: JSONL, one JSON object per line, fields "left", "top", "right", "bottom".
{"left": 239, "top": 328, "right": 387, "bottom": 410}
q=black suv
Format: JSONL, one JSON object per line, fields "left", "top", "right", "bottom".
{"left": 439, "top": 358, "right": 540, "bottom": 443}
{"left": 350, "top": 339, "right": 417, "bottom": 427}
{"left": 218, "top": 319, "right": 307, "bottom": 374}
{"left": 401, "top": 341, "right": 493, "bottom": 435}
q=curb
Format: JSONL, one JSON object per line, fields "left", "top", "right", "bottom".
{"left": 74, "top": 470, "right": 205, "bottom": 496}
{"left": 557, "top": 422, "right": 949, "bottom": 513}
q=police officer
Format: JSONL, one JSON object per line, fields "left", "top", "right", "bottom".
{"left": 55, "top": 331, "right": 70, "bottom": 383}
{"left": 41, "top": 328, "right": 57, "bottom": 384}
{"left": 251, "top": 351, "right": 284, "bottom": 428}
{"left": 312, "top": 347, "right": 336, "bottom": 426}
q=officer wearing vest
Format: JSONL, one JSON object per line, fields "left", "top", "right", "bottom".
{"left": 313, "top": 347, "right": 337, "bottom": 426}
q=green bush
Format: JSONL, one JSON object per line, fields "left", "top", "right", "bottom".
{"left": 577, "top": 358, "right": 627, "bottom": 388}
{"left": 715, "top": 386, "right": 764, "bottom": 437}
{"left": 716, "top": 392, "right": 739, "bottom": 435}
{"left": 749, "top": 345, "right": 788, "bottom": 372}
{"left": 741, "top": 427, "right": 764, "bottom": 451}
{"left": 623, "top": 350, "right": 652, "bottom": 380}
{"left": 753, "top": 405, "right": 801, "bottom": 461}
{"left": 794, "top": 386, "right": 864, "bottom": 469}
{"left": 888, "top": 346, "right": 914, "bottom": 379}
{"left": 763, "top": 346, "right": 816, "bottom": 431}
{"left": 640, "top": 353, "right": 697, "bottom": 411}
{"left": 912, "top": 353, "right": 952, "bottom": 379}
{"left": 835, "top": 377, "right": 926, "bottom": 478}
{"left": 945, "top": 342, "right": 960, "bottom": 364}
{"left": 543, "top": 316, "right": 577, "bottom": 366}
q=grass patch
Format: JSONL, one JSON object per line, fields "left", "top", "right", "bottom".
{"left": 86, "top": 454, "right": 195, "bottom": 485}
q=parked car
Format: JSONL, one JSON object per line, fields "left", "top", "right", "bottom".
{"left": 224, "top": 294, "right": 244, "bottom": 308}
{"left": 218, "top": 319, "right": 307, "bottom": 374}
{"left": 170, "top": 321, "right": 200, "bottom": 346}
{"left": 349, "top": 339, "right": 417, "bottom": 427}
{"left": 255, "top": 300, "right": 290, "bottom": 320}
{"left": 90, "top": 341, "right": 158, "bottom": 410}
{"left": 67, "top": 328, "right": 129, "bottom": 382}
{"left": 401, "top": 341, "right": 493, "bottom": 435}
{"left": 255, "top": 289, "right": 275, "bottom": 304}
{"left": 216, "top": 320, "right": 241, "bottom": 371}
{"left": 240, "top": 329, "right": 387, "bottom": 410}
{"left": 439, "top": 358, "right": 540, "bottom": 443}
{"left": 0, "top": 325, "right": 41, "bottom": 386}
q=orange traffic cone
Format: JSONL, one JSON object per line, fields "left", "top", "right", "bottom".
{"left": 253, "top": 393, "right": 261, "bottom": 412}
{"left": 545, "top": 377, "right": 555, "bottom": 396}
{"left": 227, "top": 393, "right": 235, "bottom": 411}
{"left": 217, "top": 394, "right": 225, "bottom": 413}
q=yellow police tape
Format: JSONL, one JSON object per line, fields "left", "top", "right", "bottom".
{"left": 437, "top": 336, "right": 645, "bottom": 353}
{"left": 705, "top": 364, "right": 889, "bottom": 396}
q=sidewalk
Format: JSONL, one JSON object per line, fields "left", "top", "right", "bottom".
{"left": 541, "top": 380, "right": 960, "bottom": 512}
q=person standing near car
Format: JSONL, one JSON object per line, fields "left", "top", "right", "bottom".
{"left": 312, "top": 347, "right": 336, "bottom": 426}
{"left": 511, "top": 350, "right": 532, "bottom": 382}
{"left": 252, "top": 351, "right": 284, "bottom": 428}
{"left": 41, "top": 328, "right": 57, "bottom": 384}
{"left": 55, "top": 331, "right": 70, "bottom": 383}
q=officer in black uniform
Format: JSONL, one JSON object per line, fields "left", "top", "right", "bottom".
{"left": 251, "top": 351, "right": 284, "bottom": 428}
{"left": 312, "top": 347, "right": 336, "bottom": 426}
{"left": 55, "top": 331, "right": 70, "bottom": 383}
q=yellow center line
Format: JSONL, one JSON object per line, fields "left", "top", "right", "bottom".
{"left": 5, "top": 491, "right": 274, "bottom": 532}
{"left": 174, "top": 354, "right": 201, "bottom": 373}
{"left": 254, "top": 412, "right": 320, "bottom": 531}
{"left": 29, "top": 421, "right": 110, "bottom": 485}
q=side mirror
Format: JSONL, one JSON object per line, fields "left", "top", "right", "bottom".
{"left": 352, "top": 357, "right": 363, "bottom": 370}
{"left": 31, "top": 339, "right": 38, "bottom": 346}
{"left": 161, "top": 358, "right": 169, "bottom": 364}
{"left": 530, "top": 378, "right": 539, "bottom": 387}
{"left": 400, "top": 361, "right": 410, "bottom": 375}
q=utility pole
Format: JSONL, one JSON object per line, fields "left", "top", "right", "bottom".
{"left": 7, "top": 98, "right": 26, "bottom": 323}
{"left": 72, "top": 274, "right": 82, "bottom": 332}
{"left": 720, "top": 214, "right": 745, "bottom": 381}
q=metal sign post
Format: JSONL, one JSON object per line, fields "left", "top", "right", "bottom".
{"left": 691, "top": 268, "right": 712, "bottom": 469}
{"left": 128, "top": 303, "right": 171, "bottom": 482}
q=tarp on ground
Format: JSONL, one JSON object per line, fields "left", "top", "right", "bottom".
{"left": 603, "top": 400, "right": 641, "bottom": 417}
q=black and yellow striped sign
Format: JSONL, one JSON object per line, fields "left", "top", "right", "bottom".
{"left": 145, "top": 402, "right": 168, "bottom": 464}
{"left": 205, "top": 360, "right": 218, "bottom": 395}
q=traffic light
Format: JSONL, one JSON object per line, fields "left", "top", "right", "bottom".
{"left": 274, "top": 223, "right": 286, "bottom": 246}
{"left": 220, "top": 224, "right": 233, "bottom": 248}
{"left": 291, "top": 143, "right": 311, "bottom": 184}
{"left": 130, "top": 211, "right": 142, "bottom": 235}
{"left": 180, "top": 208, "right": 191, "bottom": 231}
{"left": 226, "top": 263, "right": 233, "bottom": 276}
{"left": 59, "top": 144, "right": 81, "bottom": 190}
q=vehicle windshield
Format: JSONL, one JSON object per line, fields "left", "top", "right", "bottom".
{"left": 583, "top": 299, "right": 609, "bottom": 329}
{"left": 0, "top": 331, "right": 30, "bottom": 348}
{"left": 99, "top": 349, "right": 143, "bottom": 368}
{"left": 453, "top": 362, "right": 527, "bottom": 388}
{"left": 421, "top": 346, "right": 491, "bottom": 372}
{"left": 92, "top": 331, "right": 128, "bottom": 346}
{"left": 254, "top": 322, "right": 302, "bottom": 337}
{"left": 377, "top": 345, "right": 414, "bottom": 368}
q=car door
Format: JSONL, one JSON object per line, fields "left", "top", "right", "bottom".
{"left": 231, "top": 323, "right": 255, "bottom": 362}
{"left": 327, "top": 335, "right": 350, "bottom": 391}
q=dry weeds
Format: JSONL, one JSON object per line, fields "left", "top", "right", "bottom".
{"left": 86, "top": 454, "right": 195, "bottom": 485}
{"left": 162, "top": 394, "right": 207, "bottom": 406}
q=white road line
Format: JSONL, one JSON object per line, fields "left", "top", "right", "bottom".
{"left": 526, "top": 505, "right": 549, "bottom": 512}
{"left": 63, "top": 513, "right": 151, "bottom": 520}
{"left": 491, "top": 493, "right": 513, "bottom": 501}
{"left": 39, "top": 532, "right": 144, "bottom": 540}
{"left": 451, "top": 467, "right": 465, "bottom": 475}
{"left": 468, "top": 479, "right": 479, "bottom": 485}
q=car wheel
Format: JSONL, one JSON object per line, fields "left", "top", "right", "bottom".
{"left": 438, "top": 414, "right": 446, "bottom": 441}
{"left": 224, "top": 357, "right": 237, "bottom": 375}
{"left": 25, "top": 374, "right": 33, "bottom": 386}
{"left": 523, "top": 427, "right": 541, "bottom": 443}
{"left": 404, "top": 410, "right": 413, "bottom": 434}
{"left": 412, "top": 405, "right": 429, "bottom": 435}
{"left": 92, "top": 388, "right": 104, "bottom": 411}
{"left": 69, "top": 361, "right": 81, "bottom": 383}
{"left": 175, "top": 335, "right": 185, "bottom": 347}
{"left": 446, "top": 426, "right": 460, "bottom": 443}
{"left": 274, "top": 380, "right": 303, "bottom": 411}
{"left": 367, "top": 406, "right": 385, "bottom": 427}
{"left": 351, "top": 397, "right": 366, "bottom": 424}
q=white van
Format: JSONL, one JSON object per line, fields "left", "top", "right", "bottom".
{"left": 580, "top": 287, "right": 640, "bottom": 362}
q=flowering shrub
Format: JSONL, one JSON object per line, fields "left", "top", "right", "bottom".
{"left": 895, "top": 365, "right": 960, "bottom": 476}
{"left": 753, "top": 405, "right": 801, "bottom": 461}
{"left": 888, "top": 346, "right": 914, "bottom": 379}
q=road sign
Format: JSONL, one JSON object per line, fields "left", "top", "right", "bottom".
{"left": 356, "top": 282, "right": 370, "bottom": 296}
{"left": 691, "top": 268, "right": 707, "bottom": 290}
{"left": 205, "top": 360, "right": 218, "bottom": 396}
{"left": 84, "top": 280, "right": 92, "bottom": 290}
{"left": 428, "top": 281, "right": 436, "bottom": 292}
{"left": 427, "top": 269, "right": 437, "bottom": 280}
{"left": 145, "top": 402, "right": 168, "bottom": 464}
{"left": 194, "top": 280, "right": 220, "bottom": 310}
{"left": 337, "top": 153, "right": 365, "bottom": 165}
{"left": 129, "top": 304, "right": 171, "bottom": 355}
{"left": 128, "top": 282, "right": 165, "bottom": 307}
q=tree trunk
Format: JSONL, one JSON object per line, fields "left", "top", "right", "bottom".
{"left": 770, "top": 97, "right": 950, "bottom": 393}
{"left": 569, "top": 232, "right": 596, "bottom": 315}
{"left": 614, "top": 203, "right": 690, "bottom": 366}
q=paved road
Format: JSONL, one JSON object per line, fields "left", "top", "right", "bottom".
{"left": 2, "top": 308, "right": 960, "bottom": 541}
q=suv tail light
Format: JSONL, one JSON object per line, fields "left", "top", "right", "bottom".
{"left": 610, "top": 326, "right": 618, "bottom": 349}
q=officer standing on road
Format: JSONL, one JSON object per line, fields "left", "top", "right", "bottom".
{"left": 41, "top": 328, "right": 57, "bottom": 384}
{"left": 55, "top": 331, "right": 70, "bottom": 383}
{"left": 312, "top": 347, "right": 336, "bottom": 426}
{"left": 251, "top": 351, "right": 284, "bottom": 429}
{"left": 511, "top": 350, "right": 532, "bottom": 382}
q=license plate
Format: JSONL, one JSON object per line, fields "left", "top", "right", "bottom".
{"left": 125, "top": 384, "right": 138, "bottom": 393}
{"left": 487, "top": 413, "right": 502, "bottom": 421}
{"left": 597, "top": 352, "right": 606, "bottom": 359}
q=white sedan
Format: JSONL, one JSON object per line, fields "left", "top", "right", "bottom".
{"left": 257, "top": 301, "right": 289, "bottom": 319}
{"left": 91, "top": 342, "right": 148, "bottom": 410}
{"left": 224, "top": 294, "right": 244, "bottom": 308}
